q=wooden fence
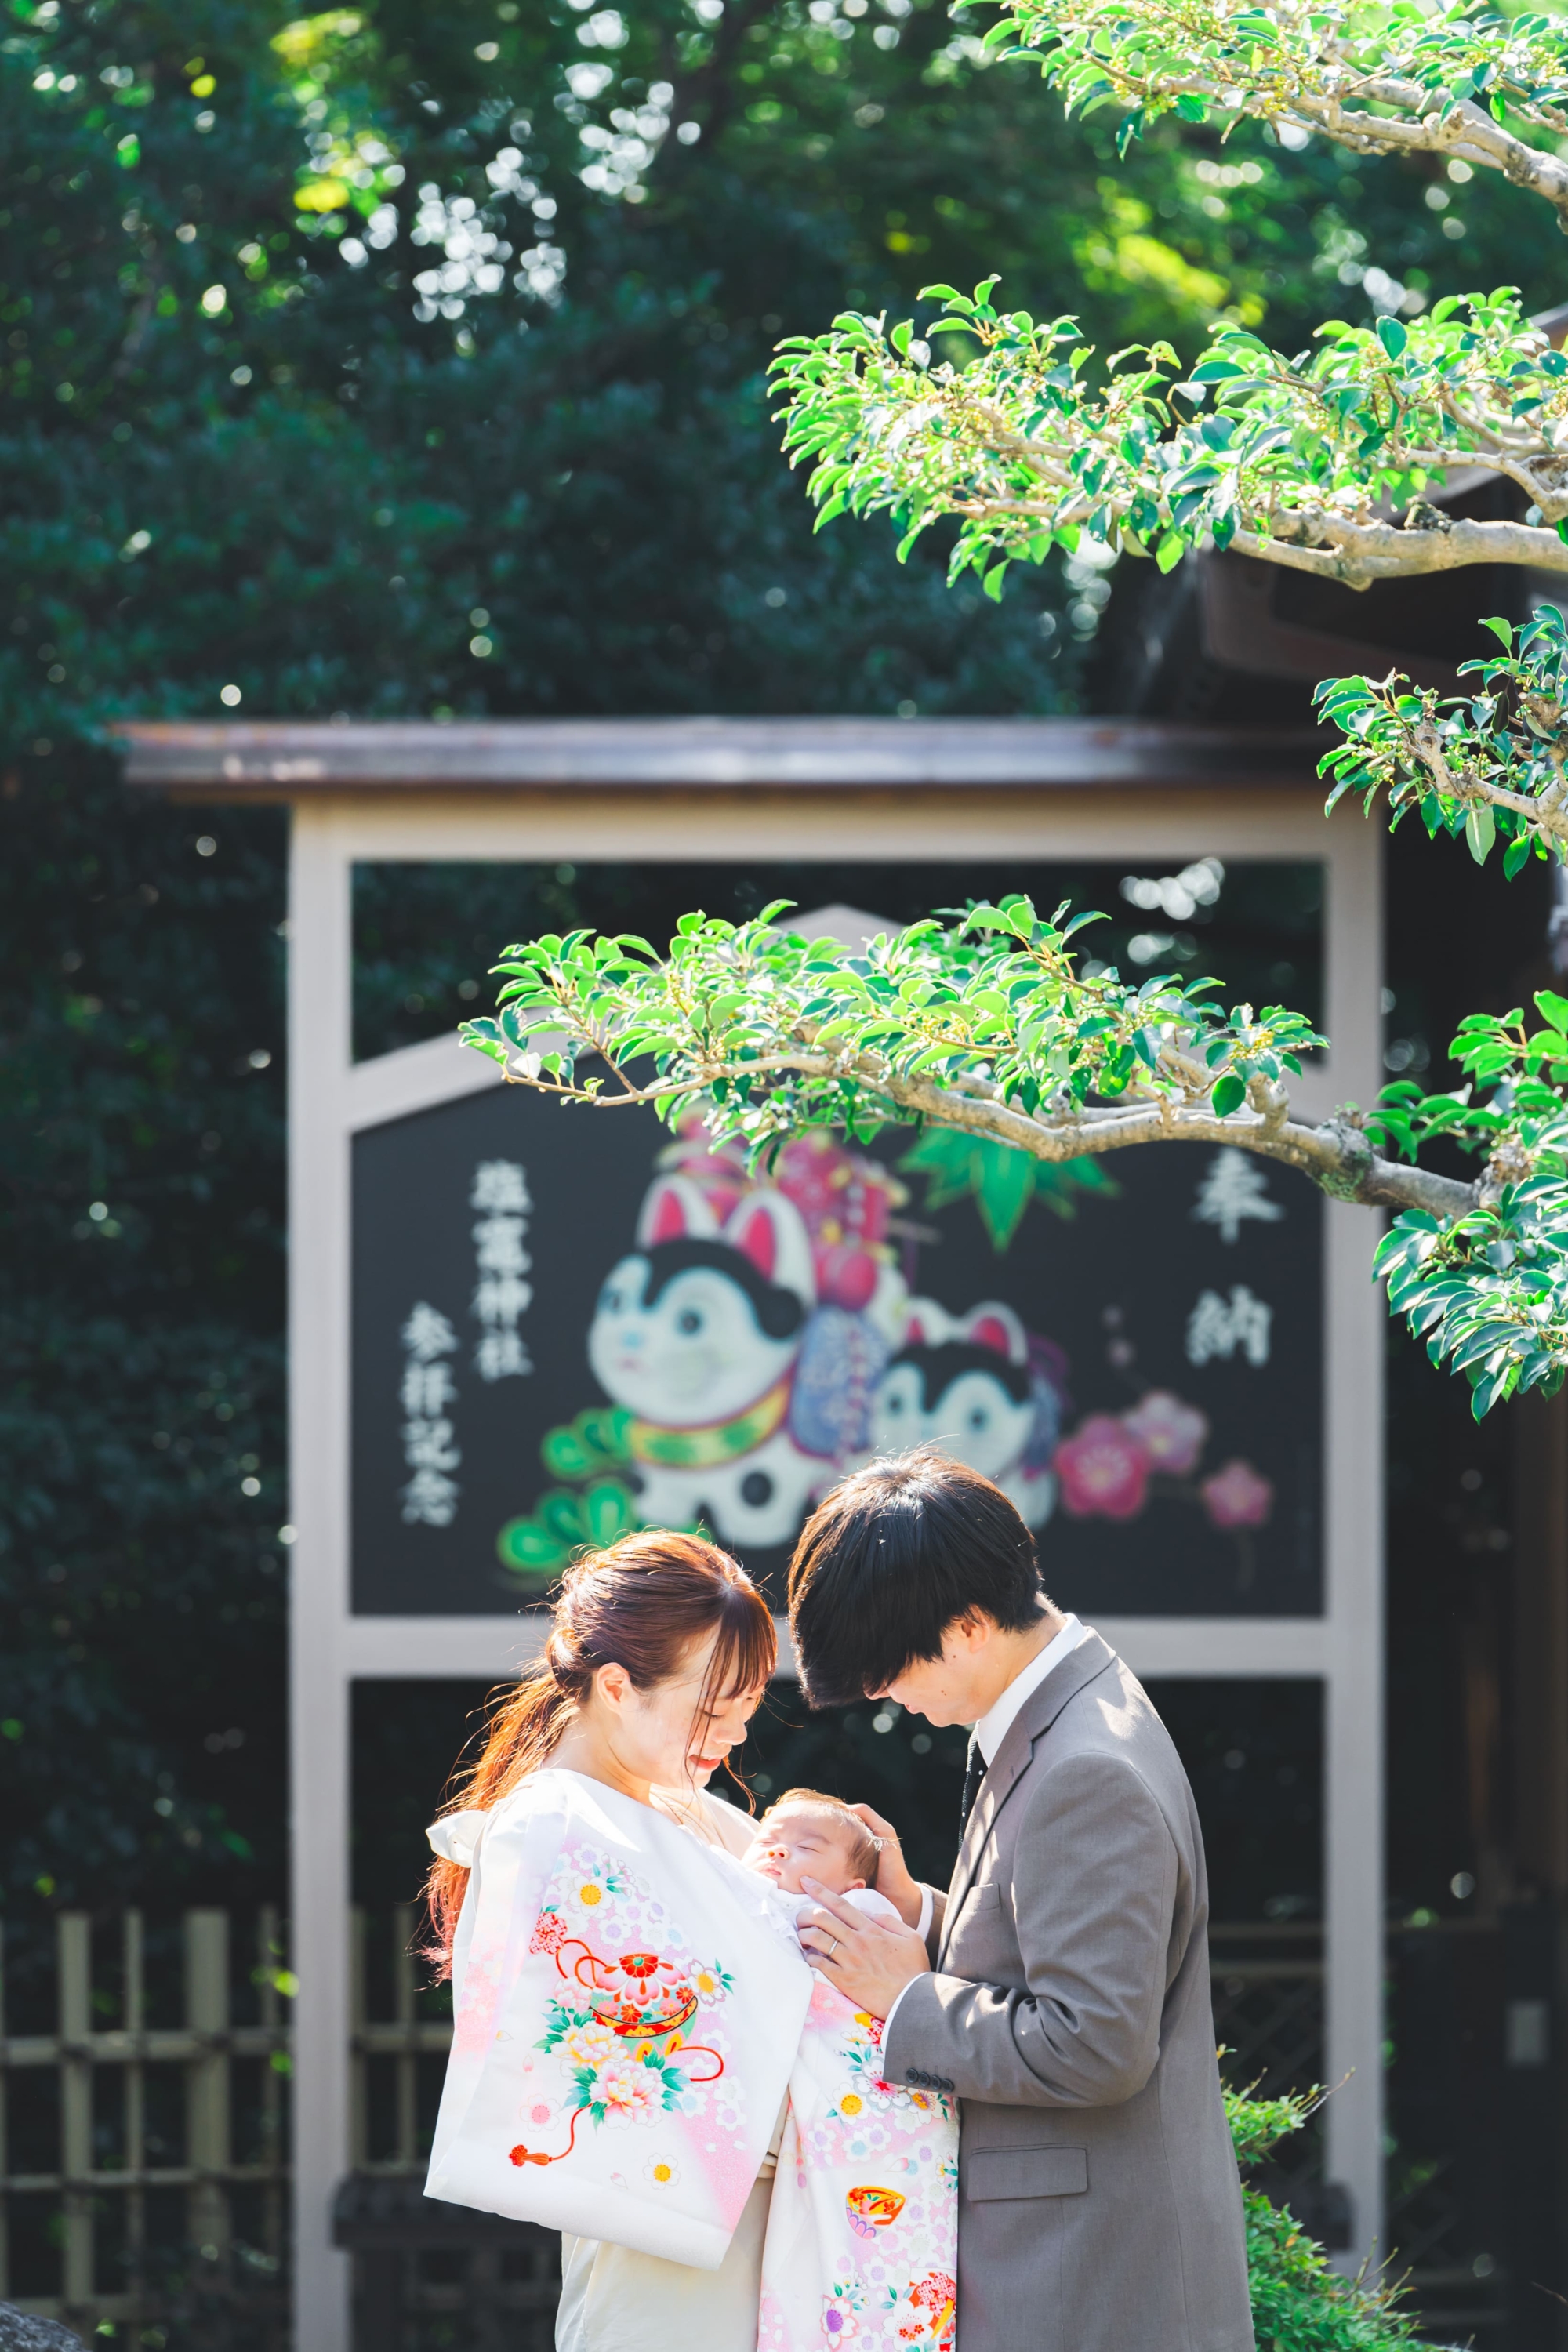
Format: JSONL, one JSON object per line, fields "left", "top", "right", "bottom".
{"left": 1, "top": 1909, "right": 1333, "bottom": 2343}
{"left": 0, "top": 1909, "right": 290, "bottom": 2339}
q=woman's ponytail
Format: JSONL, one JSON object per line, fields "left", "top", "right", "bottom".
{"left": 422, "top": 1530, "right": 774, "bottom": 1978}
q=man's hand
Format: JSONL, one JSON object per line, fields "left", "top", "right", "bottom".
{"left": 844, "top": 1802, "right": 925, "bottom": 1928}
{"left": 797, "top": 1879, "right": 931, "bottom": 2021}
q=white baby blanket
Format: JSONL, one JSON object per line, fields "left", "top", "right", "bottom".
{"left": 424, "top": 1767, "right": 811, "bottom": 2269}
{"left": 760, "top": 1973, "right": 959, "bottom": 2352}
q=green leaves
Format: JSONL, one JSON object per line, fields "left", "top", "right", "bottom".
{"left": 1226, "top": 2085, "right": 1424, "bottom": 2347}
{"left": 770, "top": 287, "right": 1568, "bottom": 596}
{"left": 898, "top": 1128, "right": 1118, "bottom": 1249}
{"left": 1316, "top": 606, "right": 1568, "bottom": 870}
{"left": 989, "top": 0, "right": 1568, "bottom": 234}
{"left": 464, "top": 881, "right": 1568, "bottom": 1419}
{"left": 1466, "top": 804, "right": 1497, "bottom": 864}
{"left": 1362, "top": 1000, "right": 1568, "bottom": 1414}
{"left": 462, "top": 894, "right": 1328, "bottom": 1165}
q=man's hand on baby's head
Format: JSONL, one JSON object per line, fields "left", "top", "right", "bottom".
{"left": 843, "top": 1801, "right": 924, "bottom": 1929}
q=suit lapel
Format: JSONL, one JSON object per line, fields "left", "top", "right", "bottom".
{"left": 938, "top": 1632, "right": 1118, "bottom": 1964}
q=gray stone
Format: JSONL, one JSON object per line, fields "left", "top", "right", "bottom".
{"left": 0, "top": 2308, "right": 87, "bottom": 2352}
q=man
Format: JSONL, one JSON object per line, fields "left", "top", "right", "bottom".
{"left": 789, "top": 1449, "right": 1254, "bottom": 2352}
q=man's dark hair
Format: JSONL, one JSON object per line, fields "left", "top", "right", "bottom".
{"left": 786, "top": 1447, "right": 1049, "bottom": 1707}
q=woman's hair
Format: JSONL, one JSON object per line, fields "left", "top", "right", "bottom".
{"left": 788, "top": 1446, "right": 1048, "bottom": 1707}
{"left": 424, "top": 1530, "right": 775, "bottom": 1976}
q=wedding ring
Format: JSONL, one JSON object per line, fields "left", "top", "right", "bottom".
{"left": 825, "top": 1935, "right": 840, "bottom": 1957}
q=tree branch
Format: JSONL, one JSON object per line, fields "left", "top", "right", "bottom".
{"left": 495, "top": 1049, "right": 1479, "bottom": 1217}
{"left": 771, "top": 288, "right": 1568, "bottom": 597}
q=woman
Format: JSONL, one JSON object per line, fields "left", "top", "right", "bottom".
{"left": 424, "top": 1529, "right": 786, "bottom": 2352}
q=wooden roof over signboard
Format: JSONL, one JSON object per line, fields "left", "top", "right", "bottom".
{"left": 114, "top": 717, "right": 1321, "bottom": 800}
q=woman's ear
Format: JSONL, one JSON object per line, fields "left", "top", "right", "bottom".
{"left": 593, "top": 1660, "right": 633, "bottom": 1714}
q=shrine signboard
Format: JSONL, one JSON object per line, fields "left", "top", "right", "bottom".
{"left": 351, "top": 1084, "right": 1323, "bottom": 1622}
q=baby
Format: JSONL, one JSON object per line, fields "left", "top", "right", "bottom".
{"left": 741, "top": 1787, "right": 905, "bottom": 1929}
{"left": 741, "top": 1791, "right": 959, "bottom": 2352}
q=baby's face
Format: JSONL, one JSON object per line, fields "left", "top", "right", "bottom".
{"left": 742, "top": 1806, "right": 864, "bottom": 1898}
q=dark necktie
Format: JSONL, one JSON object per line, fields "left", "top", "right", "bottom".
{"left": 959, "top": 1734, "right": 985, "bottom": 1835}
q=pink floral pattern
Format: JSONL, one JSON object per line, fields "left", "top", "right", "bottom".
{"left": 426, "top": 1784, "right": 811, "bottom": 2272}
{"left": 514, "top": 1845, "right": 736, "bottom": 2169}
{"left": 1122, "top": 1389, "right": 1209, "bottom": 1475}
{"left": 760, "top": 1980, "right": 957, "bottom": 2352}
{"left": 1048, "top": 1382, "right": 1270, "bottom": 1560}
{"left": 1054, "top": 1414, "right": 1150, "bottom": 1519}
{"left": 1200, "top": 1458, "right": 1274, "bottom": 1529}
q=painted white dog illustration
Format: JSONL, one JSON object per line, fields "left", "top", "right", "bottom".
{"left": 871, "top": 1298, "right": 1061, "bottom": 1528}
{"left": 588, "top": 1175, "right": 829, "bottom": 1549}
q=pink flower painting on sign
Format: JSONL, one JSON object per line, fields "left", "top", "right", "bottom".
{"left": 1055, "top": 1415, "right": 1150, "bottom": 1520}
{"left": 1121, "top": 1390, "right": 1209, "bottom": 1476}
{"left": 1200, "top": 1459, "right": 1275, "bottom": 1530}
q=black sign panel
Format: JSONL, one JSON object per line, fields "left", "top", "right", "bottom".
{"left": 351, "top": 1084, "right": 1322, "bottom": 1619}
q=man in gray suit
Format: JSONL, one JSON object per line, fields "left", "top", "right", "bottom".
{"left": 789, "top": 1450, "right": 1254, "bottom": 2352}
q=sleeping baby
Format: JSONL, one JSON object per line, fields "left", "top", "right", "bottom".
{"left": 741, "top": 1788, "right": 903, "bottom": 1929}
{"left": 740, "top": 1791, "right": 959, "bottom": 2352}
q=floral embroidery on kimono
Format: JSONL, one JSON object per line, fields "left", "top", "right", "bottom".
{"left": 425, "top": 1769, "right": 810, "bottom": 2270}
{"left": 760, "top": 1971, "right": 959, "bottom": 2351}
{"left": 516, "top": 1844, "right": 739, "bottom": 2163}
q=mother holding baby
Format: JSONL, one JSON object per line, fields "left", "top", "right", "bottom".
{"left": 424, "top": 1527, "right": 942, "bottom": 2352}
{"left": 424, "top": 1530, "right": 789, "bottom": 2352}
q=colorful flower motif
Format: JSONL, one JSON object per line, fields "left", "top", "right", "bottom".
{"left": 643, "top": 2152, "right": 681, "bottom": 2188}
{"left": 1122, "top": 1389, "right": 1209, "bottom": 1475}
{"left": 529, "top": 1908, "right": 570, "bottom": 1957}
{"left": 845, "top": 2185, "right": 906, "bottom": 2239}
{"left": 592, "top": 2050, "right": 666, "bottom": 2126}
{"left": 840, "top": 2093, "right": 864, "bottom": 2118}
{"left": 692, "top": 1961, "right": 732, "bottom": 2003}
{"left": 820, "top": 2283, "right": 863, "bottom": 2343}
{"left": 1054, "top": 1414, "right": 1150, "bottom": 1519}
{"left": 515, "top": 1849, "right": 739, "bottom": 2175}
{"left": 557, "top": 2019, "right": 619, "bottom": 2071}
{"left": 898, "top": 2270, "right": 957, "bottom": 2349}
{"left": 561, "top": 1850, "right": 626, "bottom": 1912}
{"left": 1200, "top": 1457, "right": 1274, "bottom": 1529}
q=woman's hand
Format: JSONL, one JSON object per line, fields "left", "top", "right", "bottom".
{"left": 797, "top": 1881, "right": 931, "bottom": 2021}
{"left": 844, "top": 1802, "right": 924, "bottom": 1928}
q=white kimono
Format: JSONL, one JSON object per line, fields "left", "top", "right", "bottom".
{"left": 425, "top": 1774, "right": 958, "bottom": 2352}
{"left": 425, "top": 1766, "right": 811, "bottom": 2270}
{"left": 760, "top": 1896, "right": 959, "bottom": 2352}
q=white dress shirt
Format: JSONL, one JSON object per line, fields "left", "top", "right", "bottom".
{"left": 973, "top": 1612, "right": 1087, "bottom": 1765}
{"left": 882, "top": 1613, "right": 1091, "bottom": 2038}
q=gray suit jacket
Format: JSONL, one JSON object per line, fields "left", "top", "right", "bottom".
{"left": 882, "top": 1632, "right": 1254, "bottom": 2352}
